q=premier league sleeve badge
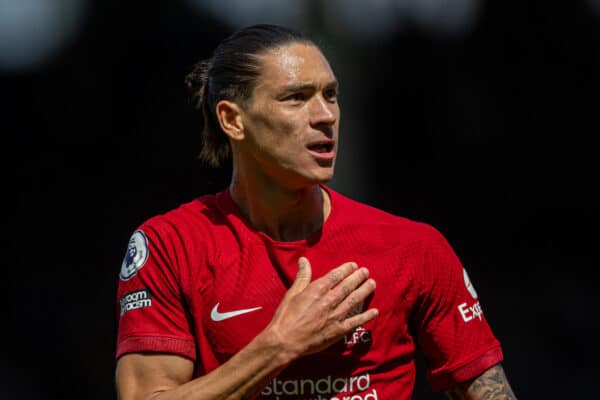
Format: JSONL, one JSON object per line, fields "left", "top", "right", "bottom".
{"left": 119, "top": 230, "right": 149, "bottom": 281}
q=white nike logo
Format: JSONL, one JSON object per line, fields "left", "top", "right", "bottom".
{"left": 210, "top": 303, "right": 262, "bottom": 322}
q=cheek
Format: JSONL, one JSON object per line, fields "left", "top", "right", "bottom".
{"left": 251, "top": 109, "right": 302, "bottom": 146}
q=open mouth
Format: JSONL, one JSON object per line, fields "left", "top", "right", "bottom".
{"left": 307, "top": 142, "right": 334, "bottom": 153}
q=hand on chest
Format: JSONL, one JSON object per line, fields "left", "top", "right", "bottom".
{"left": 198, "top": 246, "right": 415, "bottom": 363}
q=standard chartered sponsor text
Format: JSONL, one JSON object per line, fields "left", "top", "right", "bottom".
{"left": 261, "top": 373, "right": 379, "bottom": 399}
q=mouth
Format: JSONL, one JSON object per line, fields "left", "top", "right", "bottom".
{"left": 306, "top": 139, "right": 335, "bottom": 164}
{"left": 306, "top": 140, "right": 335, "bottom": 154}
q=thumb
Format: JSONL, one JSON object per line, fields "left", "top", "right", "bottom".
{"left": 290, "top": 256, "right": 312, "bottom": 293}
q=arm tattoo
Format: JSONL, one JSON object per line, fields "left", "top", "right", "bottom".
{"left": 446, "top": 364, "right": 517, "bottom": 400}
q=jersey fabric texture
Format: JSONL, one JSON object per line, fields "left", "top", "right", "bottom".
{"left": 116, "top": 186, "right": 503, "bottom": 399}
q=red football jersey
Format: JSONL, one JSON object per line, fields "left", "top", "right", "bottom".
{"left": 116, "top": 186, "right": 502, "bottom": 399}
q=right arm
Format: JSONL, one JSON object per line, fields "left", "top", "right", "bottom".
{"left": 116, "top": 257, "right": 378, "bottom": 400}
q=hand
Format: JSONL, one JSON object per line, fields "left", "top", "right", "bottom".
{"left": 265, "top": 257, "right": 378, "bottom": 361}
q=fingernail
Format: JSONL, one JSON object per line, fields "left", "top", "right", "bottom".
{"left": 351, "top": 262, "right": 358, "bottom": 270}
{"left": 298, "top": 257, "right": 307, "bottom": 268}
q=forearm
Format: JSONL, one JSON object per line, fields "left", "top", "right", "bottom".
{"left": 150, "top": 329, "right": 293, "bottom": 400}
{"left": 446, "top": 364, "right": 517, "bottom": 400}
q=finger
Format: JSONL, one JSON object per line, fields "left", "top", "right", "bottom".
{"left": 335, "top": 278, "right": 376, "bottom": 318}
{"left": 318, "top": 261, "right": 358, "bottom": 292}
{"left": 328, "top": 267, "right": 370, "bottom": 306}
{"left": 289, "top": 256, "right": 312, "bottom": 294}
{"left": 342, "top": 308, "right": 379, "bottom": 332}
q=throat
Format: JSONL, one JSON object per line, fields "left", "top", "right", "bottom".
{"left": 230, "top": 184, "right": 330, "bottom": 242}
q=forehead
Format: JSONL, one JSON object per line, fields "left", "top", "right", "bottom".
{"left": 255, "top": 43, "right": 336, "bottom": 89}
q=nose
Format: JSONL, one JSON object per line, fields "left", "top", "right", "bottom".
{"left": 309, "top": 94, "right": 337, "bottom": 129}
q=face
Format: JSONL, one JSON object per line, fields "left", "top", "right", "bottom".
{"left": 237, "top": 43, "right": 340, "bottom": 188}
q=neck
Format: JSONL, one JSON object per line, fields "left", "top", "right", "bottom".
{"left": 229, "top": 171, "right": 331, "bottom": 242}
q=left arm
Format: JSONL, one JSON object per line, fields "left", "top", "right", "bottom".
{"left": 446, "top": 363, "right": 517, "bottom": 400}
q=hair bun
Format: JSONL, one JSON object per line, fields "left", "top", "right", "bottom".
{"left": 185, "top": 59, "right": 211, "bottom": 109}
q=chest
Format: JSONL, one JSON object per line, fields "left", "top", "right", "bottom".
{"left": 189, "top": 240, "right": 420, "bottom": 368}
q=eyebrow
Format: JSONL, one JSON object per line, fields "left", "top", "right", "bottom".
{"left": 280, "top": 80, "right": 339, "bottom": 93}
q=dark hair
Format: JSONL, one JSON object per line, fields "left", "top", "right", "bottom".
{"left": 185, "top": 24, "right": 314, "bottom": 167}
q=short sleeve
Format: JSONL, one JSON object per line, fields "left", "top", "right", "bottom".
{"left": 412, "top": 226, "right": 503, "bottom": 391}
{"left": 115, "top": 219, "right": 196, "bottom": 361}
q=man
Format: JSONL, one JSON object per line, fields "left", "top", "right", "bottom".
{"left": 115, "top": 24, "right": 517, "bottom": 399}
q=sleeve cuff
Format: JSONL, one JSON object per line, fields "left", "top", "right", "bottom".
{"left": 428, "top": 345, "right": 504, "bottom": 392}
{"left": 116, "top": 335, "right": 196, "bottom": 361}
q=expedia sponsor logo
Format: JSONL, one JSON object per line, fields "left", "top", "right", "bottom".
{"left": 458, "top": 268, "right": 484, "bottom": 323}
{"left": 261, "top": 373, "right": 378, "bottom": 399}
{"left": 120, "top": 289, "right": 152, "bottom": 316}
{"left": 458, "top": 301, "right": 483, "bottom": 322}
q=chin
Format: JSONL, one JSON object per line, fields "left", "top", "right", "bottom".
{"left": 286, "top": 171, "right": 332, "bottom": 189}
{"left": 280, "top": 161, "right": 335, "bottom": 188}
{"left": 309, "top": 168, "right": 335, "bottom": 184}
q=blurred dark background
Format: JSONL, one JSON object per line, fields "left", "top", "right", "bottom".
{"left": 3, "top": 0, "right": 598, "bottom": 398}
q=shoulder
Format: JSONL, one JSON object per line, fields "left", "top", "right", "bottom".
{"left": 119, "top": 192, "right": 227, "bottom": 290}
{"left": 139, "top": 192, "right": 222, "bottom": 237}
{"left": 327, "top": 186, "right": 445, "bottom": 245}
{"left": 131, "top": 192, "right": 228, "bottom": 263}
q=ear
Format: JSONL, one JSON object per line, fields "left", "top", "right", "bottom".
{"left": 216, "top": 100, "right": 245, "bottom": 142}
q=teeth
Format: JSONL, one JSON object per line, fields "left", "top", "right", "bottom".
{"left": 310, "top": 144, "right": 330, "bottom": 153}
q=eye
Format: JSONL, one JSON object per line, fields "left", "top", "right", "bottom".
{"left": 324, "top": 87, "right": 338, "bottom": 102}
{"left": 284, "top": 92, "right": 307, "bottom": 102}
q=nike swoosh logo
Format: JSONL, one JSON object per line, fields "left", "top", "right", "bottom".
{"left": 210, "top": 303, "right": 262, "bottom": 322}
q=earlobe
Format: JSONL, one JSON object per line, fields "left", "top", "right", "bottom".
{"left": 216, "top": 100, "right": 245, "bottom": 141}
